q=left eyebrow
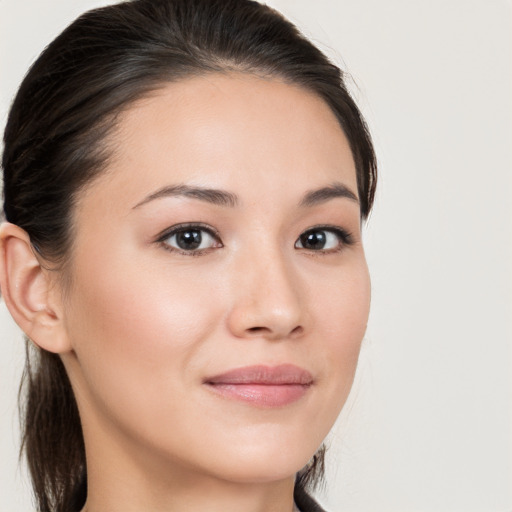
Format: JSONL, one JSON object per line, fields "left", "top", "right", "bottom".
{"left": 299, "top": 182, "right": 359, "bottom": 207}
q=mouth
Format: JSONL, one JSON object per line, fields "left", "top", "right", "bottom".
{"left": 203, "top": 364, "right": 314, "bottom": 407}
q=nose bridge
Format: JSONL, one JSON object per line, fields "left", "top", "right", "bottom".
{"left": 227, "top": 239, "right": 305, "bottom": 340}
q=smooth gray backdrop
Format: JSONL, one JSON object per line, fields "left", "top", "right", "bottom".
{"left": 1, "top": 1, "right": 511, "bottom": 511}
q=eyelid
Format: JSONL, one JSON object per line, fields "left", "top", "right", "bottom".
{"left": 295, "top": 224, "right": 354, "bottom": 252}
{"left": 155, "top": 222, "right": 223, "bottom": 254}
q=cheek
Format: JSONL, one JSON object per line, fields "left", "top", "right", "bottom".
{"left": 311, "top": 257, "right": 370, "bottom": 343}
{"left": 68, "top": 246, "right": 221, "bottom": 351}
{"left": 308, "top": 260, "right": 370, "bottom": 410}
{"left": 62, "top": 250, "right": 225, "bottom": 424}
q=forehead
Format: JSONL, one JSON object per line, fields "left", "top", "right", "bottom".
{"left": 81, "top": 73, "right": 357, "bottom": 210}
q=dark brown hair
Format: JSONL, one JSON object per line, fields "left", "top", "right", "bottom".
{"left": 2, "top": 0, "right": 377, "bottom": 510}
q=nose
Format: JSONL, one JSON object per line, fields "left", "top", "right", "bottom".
{"left": 226, "top": 248, "right": 306, "bottom": 341}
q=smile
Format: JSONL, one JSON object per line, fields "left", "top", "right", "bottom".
{"left": 203, "top": 364, "right": 314, "bottom": 407}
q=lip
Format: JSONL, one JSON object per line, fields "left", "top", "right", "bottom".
{"left": 203, "top": 364, "right": 313, "bottom": 407}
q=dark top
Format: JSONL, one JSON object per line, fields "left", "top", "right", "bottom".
{"left": 294, "top": 486, "right": 327, "bottom": 512}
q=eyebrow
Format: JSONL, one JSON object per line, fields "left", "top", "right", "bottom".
{"left": 133, "top": 181, "right": 358, "bottom": 209}
{"left": 299, "top": 182, "right": 359, "bottom": 207}
{"left": 133, "top": 184, "right": 239, "bottom": 209}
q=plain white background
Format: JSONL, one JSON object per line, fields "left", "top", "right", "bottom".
{"left": 1, "top": 1, "right": 511, "bottom": 511}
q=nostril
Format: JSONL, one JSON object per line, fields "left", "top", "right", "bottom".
{"left": 290, "top": 326, "right": 303, "bottom": 337}
{"left": 247, "top": 326, "right": 268, "bottom": 334}
{"left": 245, "top": 325, "right": 303, "bottom": 338}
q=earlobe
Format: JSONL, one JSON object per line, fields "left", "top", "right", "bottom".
{"left": 0, "top": 222, "right": 71, "bottom": 353}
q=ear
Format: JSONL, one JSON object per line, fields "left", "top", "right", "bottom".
{"left": 0, "top": 222, "right": 71, "bottom": 354}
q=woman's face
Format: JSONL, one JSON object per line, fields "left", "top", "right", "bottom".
{"left": 59, "top": 73, "right": 370, "bottom": 485}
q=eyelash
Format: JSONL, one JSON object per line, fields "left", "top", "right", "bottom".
{"left": 296, "top": 225, "right": 354, "bottom": 254}
{"left": 156, "top": 222, "right": 222, "bottom": 256}
{"left": 155, "top": 223, "right": 354, "bottom": 256}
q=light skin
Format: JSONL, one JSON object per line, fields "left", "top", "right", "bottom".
{"left": 0, "top": 73, "right": 370, "bottom": 512}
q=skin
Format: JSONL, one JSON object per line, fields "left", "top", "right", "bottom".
{"left": 2, "top": 73, "right": 371, "bottom": 512}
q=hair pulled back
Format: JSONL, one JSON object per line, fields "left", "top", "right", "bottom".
{"left": 2, "top": 1, "right": 377, "bottom": 510}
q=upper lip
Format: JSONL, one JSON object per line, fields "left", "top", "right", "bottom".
{"left": 204, "top": 364, "right": 314, "bottom": 385}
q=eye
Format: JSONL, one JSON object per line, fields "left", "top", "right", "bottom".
{"left": 158, "top": 223, "right": 222, "bottom": 253}
{"left": 295, "top": 226, "right": 352, "bottom": 252}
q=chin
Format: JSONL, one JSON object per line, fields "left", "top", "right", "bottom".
{"left": 186, "top": 429, "right": 323, "bottom": 485}
{"left": 205, "top": 455, "right": 310, "bottom": 485}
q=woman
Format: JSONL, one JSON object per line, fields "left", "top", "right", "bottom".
{"left": 0, "top": 0, "right": 377, "bottom": 511}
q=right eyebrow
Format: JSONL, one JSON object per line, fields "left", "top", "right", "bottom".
{"left": 132, "top": 184, "right": 239, "bottom": 209}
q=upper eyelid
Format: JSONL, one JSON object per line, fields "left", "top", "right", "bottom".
{"left": 155, "top": 222, "right": 221, "bottom": 242}
{"left": 296, "top": 225, "right": 354, "bottom": 249}
{"left": 156, "top": 223, "right": 223, "bottom": 256}
{"left": 303, "top": 224, "right": 344, "bottom": 231}
{"left": 300, "top": 224, "right": 352, "bottom": 237}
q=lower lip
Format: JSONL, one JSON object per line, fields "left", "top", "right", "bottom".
{"left": 205, "top": 383, "right": 310, "bottom": 407}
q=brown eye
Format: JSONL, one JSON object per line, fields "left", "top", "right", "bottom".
{"left": 295, "top": 227, "right": 351, "bottom": 251}
{"left": 173, "top": 229, "right": 204, "bottom": 250}
{"left": 298, "top": 230, "right": 327, "bottom": 250}
{"left": 160, "top": 225, "right": 221, "bottom": 252}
